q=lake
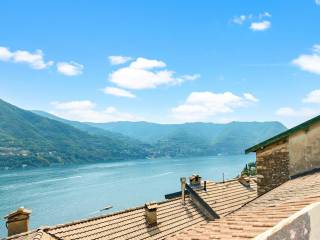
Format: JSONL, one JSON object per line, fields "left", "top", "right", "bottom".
{"left": 0, "top": 154, "right": 255, "bottom": 237}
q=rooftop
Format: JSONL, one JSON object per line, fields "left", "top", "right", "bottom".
{"left": 5, "top": 178, "right": 257, "bottom": 240}
{"left": 6, "top": 171, "right": 320, "bottom": 240}
{"left": 169, "top": 170, "right": 320, "bottom": 239}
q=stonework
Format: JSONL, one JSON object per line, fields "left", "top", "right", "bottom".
{"left": 256, "top": 141, "right": 290, "bottom": 195}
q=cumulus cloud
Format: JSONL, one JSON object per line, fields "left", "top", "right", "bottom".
{"left": 244, "top": 93, "right": 259, "bottom": 102}
{"left": 276, "top": 107, "right": 319, "bottom": 118}
{"left": 171, "top": 91, "right": 258, "bottom": 121}
{"left": 250, "top": 21, "right": 271, "bottom": 31}
{"left": 181, "top": 74, "right": 201, "bottom": 81}
{"left": 51, "top": 100, "right": 140, "bottom": 122}
{"left": 57, "top": 61, "right": 84, "bottom": 76}
{"left": 103, "top": 87, "right": 136, "bottom": 98}
{"left": 276, "top": 89, "right": 320, "bottom": 126}
{"left": 52, "top": 100, "right": 95, "bottom": 111}
{"left": 303, "top": 89, "right": 320, "bottom": 104}
{"left": 232, "top": 12, "right": 271, "bottom": 31}
{"left": 109, "top": 55, "right": 132, "bottom": 65}
{"left": 0, "top": 46, "right": 53, "bottom": 69}
{"left": 129, "top": 57, "right": 166, "bottom": 69}
{"left": 108, "top": 57, "right": 199, "bottom": 90}
{"left": 292, "top": 44, "right": 320, "bottom": 75}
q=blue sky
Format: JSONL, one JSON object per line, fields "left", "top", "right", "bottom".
{"left": 0, "top": 0, "right": 320, "bottom": 127}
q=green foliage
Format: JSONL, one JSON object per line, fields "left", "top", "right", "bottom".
{"left": 241, "top": 162, "right": 256, "bottom": 176}
{"left": 89, "top": 121, "right": 287, "bottom": 157}
{"left": 0, "top": 99, "right": 287, "bottom": 169}
{"left": 0, "top": 99, "right": 151, "bottom": 168}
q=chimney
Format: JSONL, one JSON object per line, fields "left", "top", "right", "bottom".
{"left": 144, "top": 202, "right": 158, "bottom": 227}
{"left": 180, "top": 177, "right": 186, "bottom": 204}
{"left": 189, "top": 174, "right": 202, "bottom": 188}
{"left": 238, "top": 176, "right": 250, "bottom": 187}
{"left": 4, "top": 207, "right": 31, "bottom": 237}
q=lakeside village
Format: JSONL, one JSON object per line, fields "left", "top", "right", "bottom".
{"left": 4, "top": 114, "right": 320, "bottom": 240}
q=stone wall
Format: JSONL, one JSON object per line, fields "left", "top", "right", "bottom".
{"left": 256, "top": 141, "right": 290, "bottom": 196}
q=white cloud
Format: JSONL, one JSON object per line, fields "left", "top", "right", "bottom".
{"left": 109, "top": 56, "right": 132, "bottom": 65}
{"left": 316, "top": 0, "right": 320, "bottom": 5}
{"left": 259, "top": 12, "right": 271, "bottom": 18}
{"left": 275, "top": 107, "right": 297, "bottom": 117}
{"left": 57, "top": 61, "right": 84, "bottom": 76}
{"left": 130, "top": 57, "right": 166, "bottom": 69}
{"left": 0, "top": 46, "right": 53, "bottom": 69}
{"left": 51, "top": 100, "right": 95, "bottom": 111}
{"left": 303, "top": 89, "right": 320, "bottom": 103}
{"left": 232, "top": 12, "right": 271, "bottom": 28}
{"left": 244, "top": 93, "right": 259, "bottom": 102}
{"left": 0, "top": 47, "right": 12, "bottom": 61}
{"left": 181, "top": 74, "right": 201, "bottom": 81}
{"left": 171, "top": 91, "right": 258, "bottom": 121}
{"left": 103, "top": 87, "right": 136, "bottom": 98}
{"left": 292, "top": 44, "right": 320, "bottom": 75}
{"left": 51, "top": 100, "right": 141, "bottom": 122}
{"left": 232, "top": 15, "right": 248, "bottom": 25}
{"left": 108, "top": 57, "right": 199, "bottom": 90}
{"left": 250, "top": 21, "right": 271, "bottom": 31}
{"left": 276, "top": 107, "right": 319, "bottom": 118}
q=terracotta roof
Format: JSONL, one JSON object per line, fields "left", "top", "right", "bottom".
{"left": 45, "top": 196, "right": 207, "bottom": 240}
{"left": 5, "top": 230, "right": 54, "bottom": 240}
{"left": 194, "top": 178, "right": 257, "bottom": 217}
{"left": 4, "top": 178, "right": 257, "bottom": 240}
{"left": 169, "top": 171, "right": 320, "bottom": 240}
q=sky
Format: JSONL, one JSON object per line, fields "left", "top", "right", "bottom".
{"left": 0, "top": 0, "right": 320, "bottom": 127}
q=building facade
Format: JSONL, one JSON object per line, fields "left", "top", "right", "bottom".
{"left": 246, "top": 115, "right": 320, "bottom": 195}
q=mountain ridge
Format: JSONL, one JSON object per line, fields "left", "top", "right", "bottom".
{"left": 33, "top": 110, "right": 287, "bottom": 157}
{"left": 0, "top": 99, "right": 287, "bottom": 168}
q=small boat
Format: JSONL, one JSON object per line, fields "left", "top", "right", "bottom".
{"left": 100, "top": 205, "right": 113, "bottom": 211}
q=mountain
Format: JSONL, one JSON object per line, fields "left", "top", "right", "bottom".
{"left": 0, "top": 99, "right": 287, "bottom": 169}
{"left": 0, "top": 99, "right": 151, "bottom": 168}
{"left": 32, "top": 110, "right": 134, "bottom": 140}
{"left": 88, "top": 121, "right": 287, "bottom": 156}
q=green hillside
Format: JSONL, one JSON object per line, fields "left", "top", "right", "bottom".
{"left": 0, "top": 99, "right": 287, "bottom": 169}
{"left": 0, "top": 99, "right": 150, "bottom": 168}
{"left": 89, "top": 121, "right": 287, "bottom": 156}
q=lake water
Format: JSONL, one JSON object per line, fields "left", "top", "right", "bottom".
{"left": 0, "top": 154, "right": 255, "bottom": 237}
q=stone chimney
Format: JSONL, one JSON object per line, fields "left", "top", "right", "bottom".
{"left": 180, "top": 177, "right": 186, "bottom": 204}
{"left": 4, "top": 207, "right": 32, "bottom": 237}
{"left": 189, "top": 174, "right": 202, "bottom": 187}
{"left": 144, "top": 202, "right": 158, "bottom": 227}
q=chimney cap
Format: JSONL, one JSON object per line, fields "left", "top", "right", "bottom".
{"left": 189, "top": 174, "right": 201, "bottom": 180}
{"left": 144, "top": 202, "right": 158, "bottom": 211}
{"left": 4, "top": 207, "right": 31, "bottom": 220}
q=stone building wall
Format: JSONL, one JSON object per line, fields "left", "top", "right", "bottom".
{"left": 256, "top": 141, "right": 290, "bottom": 196}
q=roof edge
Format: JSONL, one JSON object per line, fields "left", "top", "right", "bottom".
{"left": 245, "top": 114, "right": 320, "bottom": 154}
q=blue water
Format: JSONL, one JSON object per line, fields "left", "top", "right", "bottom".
{"left": 0, "top": 155, "right": 254, "bottom": 237}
